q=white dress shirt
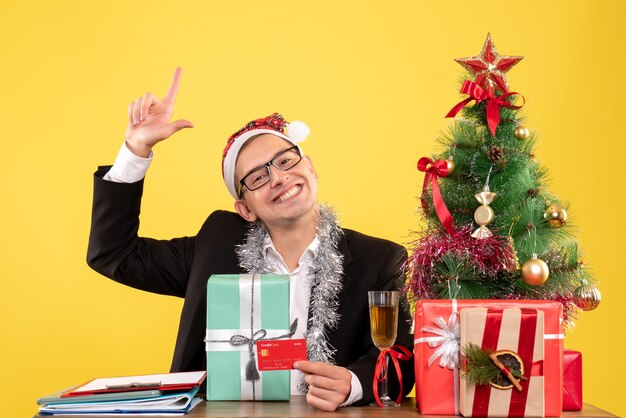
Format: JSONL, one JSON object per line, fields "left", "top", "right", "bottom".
{"left": 103, "top": 142, "right": 363, "bottom": 405}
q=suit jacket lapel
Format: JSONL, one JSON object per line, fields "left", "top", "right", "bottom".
{"left": 337, "top": 230, "right": 353, "bottom": 306}
{"left": 172, "top": 247, "right": 243, "bottom": 372}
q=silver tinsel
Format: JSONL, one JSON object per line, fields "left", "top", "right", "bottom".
{"left": 235, "top": 204, "right": 345, "bottom": 394}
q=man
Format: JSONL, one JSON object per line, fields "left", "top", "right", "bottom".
{"left": 87, "top": 68, "right": 413, "bottom": 411}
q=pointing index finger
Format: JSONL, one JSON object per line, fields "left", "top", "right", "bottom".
{"left": 163, "top": 67, "right": 183, "bottom": 104}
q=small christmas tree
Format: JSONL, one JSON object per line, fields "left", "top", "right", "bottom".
{"left": 404, "top": 34, "right": 600, "bottom": 325}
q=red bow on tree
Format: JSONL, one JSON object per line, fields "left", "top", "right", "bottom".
{"left": 417, "top": 157, "right": 455, "bottom": 235}
{"left": 446, "top": 80, "right": 524, "bottom": 136}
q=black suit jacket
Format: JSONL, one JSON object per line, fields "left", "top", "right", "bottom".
{"left": 87, "top": 167, "right": 414, "bottom": 405}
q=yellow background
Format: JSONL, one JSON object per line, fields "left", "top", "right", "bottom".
{"left": 1, "top": 1, "right": 624, "bottom": 417}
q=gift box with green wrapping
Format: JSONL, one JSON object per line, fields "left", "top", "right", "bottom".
{"left": 205, "top": 274, "right": 295, "bottom": 401}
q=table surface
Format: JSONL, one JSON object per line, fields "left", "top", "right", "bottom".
{"left": 34, "top": 396, "right": 618, "bottom": 417}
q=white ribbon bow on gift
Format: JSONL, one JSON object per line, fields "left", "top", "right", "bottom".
{"left": 418, "top": 313, "right": 460, "bottom": 369}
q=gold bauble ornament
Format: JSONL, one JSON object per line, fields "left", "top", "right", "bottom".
{"left": 573, "top": 279, "right": 601, "bottom": 311}
{"left": 521, "top": 254, "right": 549, "bottom": 286}
{"left": 446, "top": 159, "right": 455, "bottom": 175}
{"left": 514, "top": 126, "right": 530, "bottom": 140}
{"left": 544, "top": 204, "right": 567, "bottom": 228}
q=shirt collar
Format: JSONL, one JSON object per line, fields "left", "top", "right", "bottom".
{"left": 263, "top": 235, "right": 319, "bottom": 268}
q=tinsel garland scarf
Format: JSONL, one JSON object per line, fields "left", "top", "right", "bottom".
{"left": 236, "top": 204, "right": 344, "bottom": 393}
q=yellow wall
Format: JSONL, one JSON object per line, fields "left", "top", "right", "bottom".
{"left": 1, "top": 1, "right": 623, "bottom": 416}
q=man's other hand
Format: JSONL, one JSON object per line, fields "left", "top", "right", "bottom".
{"left": 294, "top": 361, "right": 352, "bottom": 412}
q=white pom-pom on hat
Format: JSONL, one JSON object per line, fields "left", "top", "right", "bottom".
{"left": 286, "top": 120, "right": 310, "bottom": 143}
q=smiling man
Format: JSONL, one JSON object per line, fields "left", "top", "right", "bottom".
{"left": 87, "top": 68, "right": 414, "bottom": 411}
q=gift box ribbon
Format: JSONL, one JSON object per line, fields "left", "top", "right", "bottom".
{"left": 415, "top": 312, "right": 460, "bottom": 369}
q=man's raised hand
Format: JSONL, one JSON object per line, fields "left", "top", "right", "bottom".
{"left": 125, "top": 67, "right": 194, "bottom": 157}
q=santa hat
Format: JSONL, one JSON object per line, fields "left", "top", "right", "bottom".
{"left": 222, "top": 113, "right": 310, "bottom": 199}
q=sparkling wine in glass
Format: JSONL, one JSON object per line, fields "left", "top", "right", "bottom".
{"left": 368, "top": 290, "right": 399, "bottom": 407}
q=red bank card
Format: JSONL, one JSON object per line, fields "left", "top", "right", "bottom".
{"left": 256, "top": 339, "right": 307, "bottom": 371}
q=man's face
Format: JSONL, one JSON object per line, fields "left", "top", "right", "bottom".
{"left": 233, "top": 134, "right": 318, "bottom": 227}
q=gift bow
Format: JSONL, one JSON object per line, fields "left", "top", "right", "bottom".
{"left": 208, "top": 319, "right": 298, "bottom": 383}
{"left": 418, "top": 313, "right": 460, "bottom": 369}
{"left": 373, "top": 345, "right": 412, "bottom": 407}
{"left": 204, "top": 321, "right": 297, "bottom": 401}
{"left": 446, "top": 80, "right": 524, "bottom": 136}
{"left": 417, "top": 157, "right": 455, "bottom": 235}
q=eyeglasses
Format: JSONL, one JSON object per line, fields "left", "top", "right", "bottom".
{"left": 237, "top": 145, "right": 303, "bottom": 197}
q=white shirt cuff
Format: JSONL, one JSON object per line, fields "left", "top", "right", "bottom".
{"left": 103, "top": 142, "right": 153, "bottom": 183}
{"left": 340, "top": 371, "right": 363, "bottom": 407}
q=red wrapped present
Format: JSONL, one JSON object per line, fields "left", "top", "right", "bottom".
{"left": 562, "top": 350, "right": 582, "bottom": 411}
{"left": 459, "top": 307, "right": 545, "bottom": 417}
{"left": 414, "top": 300, "right": 563, "bottom": 416}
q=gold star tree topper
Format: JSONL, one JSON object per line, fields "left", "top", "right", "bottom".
{"left": 455, "top": 33, "right": 523, "bottom": 94}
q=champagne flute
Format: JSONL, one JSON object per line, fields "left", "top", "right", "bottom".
{"left": 368, "top": 290, "right": 400, "bottom": 407}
